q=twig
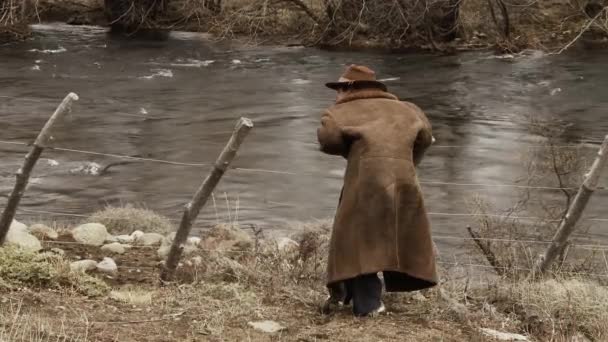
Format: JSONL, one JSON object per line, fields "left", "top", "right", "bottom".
{"left": 552, "top": 7, "right": 606, "bottom": 55}
{"left": 467, "top": 226, "right": 506, "bottom": 276}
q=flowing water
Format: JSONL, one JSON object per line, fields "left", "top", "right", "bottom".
{"left": 1, "top": 23, "right": 607, "bottom": 254}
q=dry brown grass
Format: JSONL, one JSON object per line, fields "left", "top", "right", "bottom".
{"left": 87, "top": 205, "right": 174, "bottom": 235}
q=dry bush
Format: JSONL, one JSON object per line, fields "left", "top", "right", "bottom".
{"left": 87, "top": 205, "right": 174, "bottom": 235}
{"left": 466, "top": 117, "right": 604, "bottom": 280}
{"left": 0, "top": 0, "right": 30, "bottom": 42}
{"left": 483, "top": 277, "right": 608, "bottom": 340}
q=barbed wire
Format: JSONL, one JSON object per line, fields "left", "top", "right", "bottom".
{"left": 2, "top": 139, "right": 605, "bottom": 192}
{"left": 11, "top": 206, "right": 608, "bottom": 228}
{"left": 437, "top": 261, "right": 608, "bottom": 278}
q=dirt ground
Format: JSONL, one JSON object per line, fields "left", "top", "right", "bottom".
{"left": 0, "top": 234, "right": 484, "bottom": 342}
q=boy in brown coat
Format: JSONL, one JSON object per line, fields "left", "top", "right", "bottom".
{"left": 317, "top": 65, "right": 438, "bottom": 317}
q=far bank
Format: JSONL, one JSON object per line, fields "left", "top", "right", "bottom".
{"left": 2, "top": 0, "right": 608, "bottom": 54}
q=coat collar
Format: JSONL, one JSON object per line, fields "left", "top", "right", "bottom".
{"left": 335, "top": 89, "right": 399, "bottom": 105}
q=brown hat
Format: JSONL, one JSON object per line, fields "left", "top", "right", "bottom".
{"left": 325, "top": 65, "right": 388, "bottom": 92}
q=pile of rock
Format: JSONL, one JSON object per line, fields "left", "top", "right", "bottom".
{"left": 4, "top": 219, "right": 302, "bottom": 276}
{"left": 4, "top": 219, "right": 51, "bottom": 252}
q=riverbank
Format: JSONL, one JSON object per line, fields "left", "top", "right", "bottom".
{"left": 3, "top": 0, "right": 607, "bottom": 53}
{"left": 1, "top": 207, "right": 608, "bottom": 341}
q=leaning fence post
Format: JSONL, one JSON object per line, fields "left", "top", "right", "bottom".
{"left": 0, "top": 93, "right": 79, "bottom": 245}
{"left": 160, "top": 117, "right": 254, "bottom": 281}
{"left": 533, "top": 135, "right": 608, "bottom": 275}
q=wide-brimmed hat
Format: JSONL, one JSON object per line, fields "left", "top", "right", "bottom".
{"left": 325, "top": 65, "right": 388, "bottom": 92}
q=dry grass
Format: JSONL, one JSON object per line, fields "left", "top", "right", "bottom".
{"left": 2, "top": 217, "right": 608, "bottom": 341}
{"left": 483, "top": 278, "right": 608, "bottom": 340}
{"left": 109, "top": 287, "right": 154, "bottom": 305}
{"left": 87, "top": 205, "right": 174, "bottom": 235}
{"left": 0, "top": 299, "right": 89, "bottom": 342}
{"left": 0, "top": 246, "right": 109, "bottom": 297}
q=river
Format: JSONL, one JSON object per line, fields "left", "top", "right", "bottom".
{"left": 1, "top": 23, "right": 607, "bottom": 254}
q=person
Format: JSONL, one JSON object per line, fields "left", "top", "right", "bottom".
{"left": 317, "top": 65, "right": 438, "bottom": 317}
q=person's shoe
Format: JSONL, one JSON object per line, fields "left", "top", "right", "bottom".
{"left": 355, "top": 302, "right": 386, "bottom": 317}
{"left": 320, "top": 295, "right": 344, "bottom": 315}
{"left": 368, "top": 302, "right": 386, "bottom": 317}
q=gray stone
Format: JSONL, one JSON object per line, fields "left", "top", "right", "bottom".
{"left": 10, "top": 219, "right": 27, "bottom": 232}
{"left": 70, "top": 259, "right": 98, "bottom": 273}
{"left": 101, "top": 242, "right": 128, "bottom": 255}
{"left": 97, "top": 257, "right": 118, "bottom": 274}
{"left": 276, "top": 237, "right": 299, "bottom": 252}
{"left": 5, "top": 224, "right": 42, "bottom": 252}
{"left": 29, "top": 224, "right": 59, "bottom": 240}
{"left": 136, "top": 233, "right": 164, "bottom": 246}
{"left": 187, "top": 236, "right": 201, "bottom": 246}
{"left": 104, "top": 234, "right": 118, "bottom": 243}
{"left": 50, "top": 248, "right": 66, "bottom": 256}
{"left": 72, "top": 223, "right": 108, "bottom": 246}
{"left": 479, "top": 328, "right": 529, "bottom": 341}
{"left": 247, "top": 320, "right": 286, "bottom": 334}
{"left": 164, "top": 232, "right": 176, "bottom": 244}
{"left": 130, "top": 230, "right": 144, "bottom": 240}
{"left": 157, "top": 244, "right": 170, "bottom": 260}
{"left": 116, "top": 234, "right": 134, "bottom": 244}
{"left": 411, "top": 292, "right": 427, "bottom": 302}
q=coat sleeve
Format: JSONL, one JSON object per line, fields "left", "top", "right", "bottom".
{"left": 412, "top": 106, "right": 434, "bottom": 166}
{"left": 317, "top": 110, "right": 349, "bottom": 157}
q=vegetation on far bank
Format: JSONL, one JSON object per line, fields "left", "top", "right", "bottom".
{"left": 2, "top": 0, "right": 608, "bottom": 53}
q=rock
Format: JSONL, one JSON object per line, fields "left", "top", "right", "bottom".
{"left": 164, "top": 232, "right": 176, "bottom": 244}
{"left": 136, "top": 233, "right": 164, "bottom": 246}
{"left": 101, "top": 242, "right": 127, "bottom": 255}
{"left": 116, "top": 234, "right": 134, "bottom": 244}
{"left": 72, "top": 223, "right": 108, "bottom": 246}
{"left": 5, "top": 225, "right": 42, "bottom": 252}
{"left": 10, "top": 219, "right": 27, "bottom": 232}
{"left": 131, "top": 230, "right": 144, "bottom": 240}
{"left": 29, "top": 224, "right": 59, "bottom": 240}
{"left": 276, "top": 237, "right": 299, "bottom": 252}
{"left": 247, "top": 320, "right": 286, "bottom": 334}
{"left": 157, "top": 244, "right": 170, "bottom": 260}
{"left": 479, "top": 328, "right": 529, "bottom": 341}
{"left": 50, "top": 248, "right": 66, "bottom": 256}
{"left": 184, "top": 243, "right": 198, "bottom": 256}
{"left": 191, "top": 256, "right": 203, "bottom": 266}
{"left": 105, "top": 234, "right": 118, "bottom": 243}
{"left": 187, "top": 236, "right": 201, "bottom": 246}
{"left": 571, "top": 332, "right": 592, "bottom": 342}
{"left": 70, "top": 259, "right": 98, "bottom": 273}
{"left": 411, "top": 292, "right": 427, "bottom": 302}
{"left": 97, "top": 257, "right": 118, "bottom": 274}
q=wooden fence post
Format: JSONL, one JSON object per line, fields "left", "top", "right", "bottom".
{"left": 160, "top": 117, "right": 254, "bottom": 281}
{"left": 0, "top": 93, "right": 79, "bottom": 245}
{"left": 533, "top": 135, "right": 608, "bottom": 275}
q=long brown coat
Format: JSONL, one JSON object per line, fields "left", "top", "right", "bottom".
{"left": 317, "top": 89, "right": 438, "bottom": 292}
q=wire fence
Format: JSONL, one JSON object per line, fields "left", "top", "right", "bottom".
{"left": 2, "top": 125, "right": 608, "bottom": 281}
{"left": 2, "top": 136, "right": 608, "bottom": 228}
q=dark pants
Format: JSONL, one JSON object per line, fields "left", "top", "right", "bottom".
{"left": 328, "top": 273, "right": 383, "bottom": 316}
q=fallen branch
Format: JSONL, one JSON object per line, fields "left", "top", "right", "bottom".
{"left": 553, "top": 7, "right": 607, "bottom": 55}
{"left": 467, "top": 226, "right": 505, "bottom": 276}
